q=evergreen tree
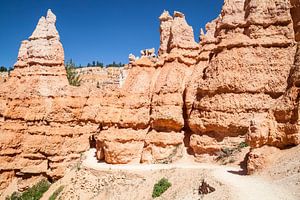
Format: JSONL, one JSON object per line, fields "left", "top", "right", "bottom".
{"left": 0, "top": 66, "right": 7, "bottom": 72}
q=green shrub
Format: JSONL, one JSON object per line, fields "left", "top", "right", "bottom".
{"left": 238, "top": 141, "right": 249, "bottom": 149}
{"left": 152, "top": 178, "right": 171, "bottom": 198}
{"left": 6, "top": 179, "right": 51, "bottom": 200}
{"left": 65, "top": 60, "right": 81, "bottom": 86}
{"left": 49, "top": 186, "right": 64, "bottom": 200}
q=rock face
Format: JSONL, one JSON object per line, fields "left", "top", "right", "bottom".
{"left": 291, "top": 0, "right": 300, "bottom": 41}
{"left": 13, "top": 9, "right": 66, "bottom": 83}
{"left": 246, "top": 146, "right": 280, "bottom": 175}
{"left": 0, "top": 10, "right": 96, "bottom": 191}
{"left": 95, "top": 11, "right": 198, "bottom": 165}
{"left": 75, "top": 67, "right": 125, "bottom": 90}
{"left": 1, "top": 0, "right": 300, "bottom": 191}
{"left": 187, "top": 0, "right": 299, "bottom": 157}
{"left": 0, "top": 72, "right": 8, "bottom": 84}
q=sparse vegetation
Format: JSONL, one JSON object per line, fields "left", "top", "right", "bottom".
{"left": 106, "top": 61, "right": 124, "bottom": 68}
{"left": 0, "top": 66, "right": 7, "bottom": 72}
{"left": 152, "top": 178, "right": 171, "bottom": 198}
{"left": 6, "top": 179, "right": 51, "bottom": 200}
{"left": 216, "top": 141, "right": 249, "bottom": 165}
{"left": 87, "top": 61, "right": 104, "bottom": 68}
{"left": 83, "top": 61, "right": 124, "bottom": 68}
{"left": 65, "top": 59, "right": 81, "bottom": 86}
{"left": 49, "top": 186, "right": 64, "bottom": 200}
{"left": 238, "top": 141, "right": 249, "bottom": 149}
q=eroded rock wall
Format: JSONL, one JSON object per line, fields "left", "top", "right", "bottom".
{"left": 187, "top": 0, "right": 299, "bottom": 157}
{"left": 96, "top": 11, "right": 198, "bottom": 165}
{"left": 0, "top": 10, "right": 98, "bottom": 190}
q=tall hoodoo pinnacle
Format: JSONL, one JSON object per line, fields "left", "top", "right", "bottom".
{"left": 29, "top": 9, "right": 59, "bottom": 40}
{"left": 169, "top": 11, "right": 198, "bottom": 51}
{"left": 158, "top": 10, "right": 173, "bottom": 56}
{"left": 158, "top": 10, "right": 199, "bottom": 65}
{"left": 13, "top": 9, "right": 65, "bottom": 78}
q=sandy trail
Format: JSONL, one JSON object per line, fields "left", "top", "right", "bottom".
{"left": 212, "top": 168, "right": 296, "bottom": 200}
{"left": 43, "top": 149, "right": 296, "bottom": 200}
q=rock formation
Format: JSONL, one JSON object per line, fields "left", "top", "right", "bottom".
{"left": 1, "top": 0, "right": 300, "bottom": 192}
{"left": 94, "top": 11, "right": 199, "bottom": 165}
{"left": 0, "top": 72, "right": 8, "bottom": 84}
{"left": 75, "top": 67, "right": 125, "bottom": 90}
{"left": 0, "top": 10, "right": 96, "bottom": 191}
{"left": 187, "top": 0, "right": 299, "bottom": 158}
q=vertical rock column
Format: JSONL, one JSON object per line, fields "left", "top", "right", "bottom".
{"left": 141, "top": 11, "right": 199, "bottom": 163}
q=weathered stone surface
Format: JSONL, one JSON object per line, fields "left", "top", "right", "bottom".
{"left": 246, "top": 146, "right": 280, "bottom": 175}
{"left": 187, "top": 0, "right": 299, "bottom": 156}
{"left": 141, "top": 131, "right": 184, "bottom": 164}
{"left": 158, "top": 10, "right": 173, "bottom": 56}
{"left": 95, "top": 128, "right": 147, "bottom": 164}
{"left": 190, "top": 135, "right": 221, "bottom": 156}
{"left": 158, "top": 11, "right": 199, "bottom": 66}
{"left": 75, "top": 67, "right": 125, "bottom": 89}
{"left": 0, "top": 72, "right": 8, "bottom": 84}
{"left": 0, "top": 10, "right": 87, "bottom": 190}
{"left": 246, "top": 43, "right": 300, "bottom": 149}
{"left": 291, "top": 0, "right": 300, "bottom": 41}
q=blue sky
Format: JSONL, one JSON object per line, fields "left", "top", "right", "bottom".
{"left": 0, "top": 0, "right": 223, "bottom": 67}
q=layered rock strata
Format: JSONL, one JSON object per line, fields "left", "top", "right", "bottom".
{"left": 187, "top": 0, "right": 299, "bottom": 157}
{"left": 0, "top": 10, "right": 97, "bottom": 190}
{"left": 94, "top": 11, "right": 199, "bottom": 165}
{"left": 1, "top": 0, "right": 300, "bottom": 191}
{"left": 75, "top": 67, "right": 125, "bottom": 90}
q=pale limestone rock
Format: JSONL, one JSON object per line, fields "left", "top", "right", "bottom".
{"left": 30, "top": 9, "right": 59, "bottom": 40}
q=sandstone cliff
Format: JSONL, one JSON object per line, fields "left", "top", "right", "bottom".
{"left": 0, "top": 10, "right": 98, "bottom": 190}
{"left": 187, "top": 0, "right": 299, "bottom": 157}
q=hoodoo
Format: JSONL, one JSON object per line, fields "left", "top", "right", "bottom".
{"left": 0, "top": 0, "right": 300, "bottom": 196}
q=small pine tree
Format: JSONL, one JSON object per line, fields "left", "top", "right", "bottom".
{"left": 65, "top": 60, "right": 81, "bottom": 87}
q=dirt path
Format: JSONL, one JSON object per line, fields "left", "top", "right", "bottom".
{"left": 212, "top": 167, "right": 296, "bottom": 200}
{"left": 48, "top": 149, "right": 296, "bottom": 200}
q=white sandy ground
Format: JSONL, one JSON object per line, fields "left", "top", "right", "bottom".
{"left": 79, "top": 149, "right": 296, "bottom": 200}
{"left": 2, "top": 147, "right": 298, "bottom": 200}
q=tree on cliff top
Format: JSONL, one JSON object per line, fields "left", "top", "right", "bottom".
{"left": 65, "top": 59, "right": 81, "bottom": 87}
{"left": 0, "top": 66, "right": 7, "bottom": 72}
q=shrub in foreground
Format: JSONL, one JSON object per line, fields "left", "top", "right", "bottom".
{"left": 152, "top": 178, "right": 171, "bottom": 198}
{"left": 6, "top": 179, "right": 50, "bottom": 200}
